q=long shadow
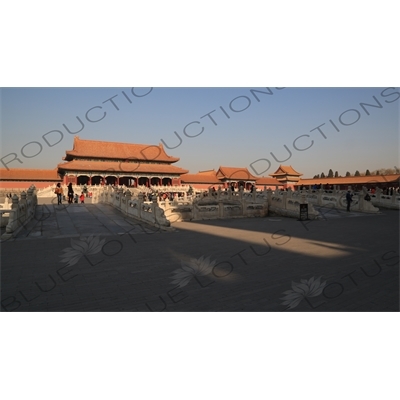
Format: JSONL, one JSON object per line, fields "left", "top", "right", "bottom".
{"left": 1, "top": 204, "right": 398, "bottom": 312}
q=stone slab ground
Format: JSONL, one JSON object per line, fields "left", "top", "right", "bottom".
{"left": 1, "top": 202, "right": 399, "bottom": 311}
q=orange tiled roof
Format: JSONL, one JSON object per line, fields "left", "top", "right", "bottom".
{"left": 0, "top": 168, "right": 61, "bottom": 181}
{"left": 57, "top": 160, "right": 188, "bottom": 175}
{"left": 181, "top": 171, "right": 221, "bottom": 184}
{"left": 270, "top": 165, "right": 303, "bottom": 177}
{"left": 64, "top": 136, "right": 180, "bottom": 163}
{"left": 256, "top": 177, "right": 283, "bottom": 186}
{"left": 216, "top": 166, "right": 258, "bottom": 181}
{"left": 297, "top": 174, "right": 400, "bottom": 186}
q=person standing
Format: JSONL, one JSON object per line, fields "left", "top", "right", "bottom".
{"left": 67, "top": 183, "right": 74, "bottom": 204}
{"left": 346, "top": 191, "right": 352, "bottom": 212}
{"left": 55, "top": 183, "right": 63, "bottom": 205}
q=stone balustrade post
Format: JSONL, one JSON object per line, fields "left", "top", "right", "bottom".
{"left": 151, "top": 197, "right": 158, "bottom": 224}
{"left": 20, "top": 191, "right": 27, "bottom": 220}
{"left": 391, "top": 191, "right": 397, "bottom": 205}
{"left": 282, "top": 190, "right": 288, "bottom": 209}
{"left": 239, "top": 187, "right": 243, "bottom": 200}
{"left": 6, "top": 194, "right": 20, "bottom": 233}
{"left": 137, "top": 193, "right": 144, "bottom": 219}
{"left": 217, "top": 187, "right": 221, "bottom": 201}
{"left": 375, "top": 187, "right": 382, "bottom": 204}
{"left": 317, "top": 189, "right": 323, "bottom": 206}
{"left": 125, "top": 190, "right": 132, "bottom": 213}
{"left": 267, "top": 188, "right": 272, "bottom": 205}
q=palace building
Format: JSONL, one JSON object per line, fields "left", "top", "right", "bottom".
{"left": 57, "top": 136, "right": 189, "bottom": 187}
{"left": 0, "top": 168, "right": 62, "bottom": 189}
{"left": 181, "top": 167, "right": 283, "bottom": 190}
{"left": 269, "top": 165, "right": 303, "bottom": 186}
{"left": 1, "top": 137, "right": 399, "bottom": 193}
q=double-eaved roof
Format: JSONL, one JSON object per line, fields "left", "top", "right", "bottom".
{"left": 63, "top": 136, "right": 180, "bottom": 163}
{"left": 58, "top": 136, "right": 188, "bottom": 175}
{"left": 270, "top": 165, "right": 303, "bottom": 177}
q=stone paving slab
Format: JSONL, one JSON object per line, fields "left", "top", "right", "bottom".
{"left": 1, "top": 203, "right": 399, "bottom": 312}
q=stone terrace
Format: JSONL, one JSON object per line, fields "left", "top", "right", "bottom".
{"left": 1, "top": 201, "right": 398, "bottom": 312}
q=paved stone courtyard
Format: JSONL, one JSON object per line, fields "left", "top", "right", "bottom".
{"left": 1, "top": 201, "right": 399, "bottom": 311}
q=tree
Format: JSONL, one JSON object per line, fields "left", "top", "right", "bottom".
{"left": 354, "top": 170, "right": 360, "bottom": 176}
{"left": 321, "top": 172, "right": 326, "bottom": 178}
{"left": 315, "top": 174, "right": 320, "bottom": 179}
{"left": 365, "top": 169, "right": 371, "bottom": 176}
{"left": 345, "top": 171, "right": 351, "bottom": 177}
{"left": 328, "top": 169, "right": 334, "bottom": 177}
{"left": 376, "top": 171, "right": 380, "bottom": 175}
{"left": 334, "top": 171, "right": 339, "bottom": 177}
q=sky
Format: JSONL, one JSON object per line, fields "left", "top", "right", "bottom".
{"left": 1, "top": 87, "right": 398, "bottom": 178}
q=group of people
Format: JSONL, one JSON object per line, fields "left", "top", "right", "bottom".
{"left": 54, "top": 183, "right": 85, "bottom": 205}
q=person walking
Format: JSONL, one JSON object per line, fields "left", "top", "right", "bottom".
{"left": 55, "top": 183, "right": 63, "bottom": 205}
{"left": 346, "top": 191, "right": 353, "bottom": 212}
{"left": 67, "top": 183, "right": 74, "bottom": 204}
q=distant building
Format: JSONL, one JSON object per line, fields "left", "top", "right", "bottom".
{"left": 0, "top": 168, "right": 62, "bottom": 189}
{"left": 181, "top": 166, "right": 283, "bottom": 190}
{"left": 295, "top": 174, "right": 400, "bottom": 190}
{"left": 1, "top": 139, "right": 399, "bottom": 193}
{"left": 57, "top": 136, "right": 188, "bottom": 187}
{"left": 269, "top": 165, "right": 303, "bottom": 187}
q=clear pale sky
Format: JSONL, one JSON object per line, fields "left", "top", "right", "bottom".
{"left": 1, "top": 87, "right": 398, "bottom": 178}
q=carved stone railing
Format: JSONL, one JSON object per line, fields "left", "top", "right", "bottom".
{"left": 159, "top": 187, "right": 269, "bottom": 222}
{"left": 95, "top": 186, "right": 170, "bottom": 227}
{"left": 294, "top": 187, "right": 380, "bottom": 213}
{"left": 1, "top": 186, "right": 38, "bottom": 236}
{"left": 369, "top": 188, "right": 400, "bottom": 209}
{"left": 266, "top": 189, "right": 320, "bottom": 219}
{"left": 150, "top": 184, "right": 190, "bottom": 192}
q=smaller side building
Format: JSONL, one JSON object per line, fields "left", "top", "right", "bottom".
{"left": 0, "top": 168, "right": 62, "bottom": 189}
{"left": 269, "top": 165, "right": 303, "bottom": 188}
{"left": 181, "top": 166, "right": 283, "bottom": 190}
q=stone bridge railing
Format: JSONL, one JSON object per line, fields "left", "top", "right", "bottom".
{"left": 369, "top": 188, "right": 400, "bottom": 209}
{"left": 158, "top": 187, "right": 269, "bottom": 222}
{"left": 150, "top": 184, "right": 190, "bottom": 192}
{"left": 94, "top": 186, "right": 170, "bottom": 227}
{"left": 266, "top": 190, "right": 320, "bottom": 219}
{"left": 295, "top": 187, "right": 381, "bottom": 213}
{"left": 1, "top": 186, "right": 38, "bottom": 236}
